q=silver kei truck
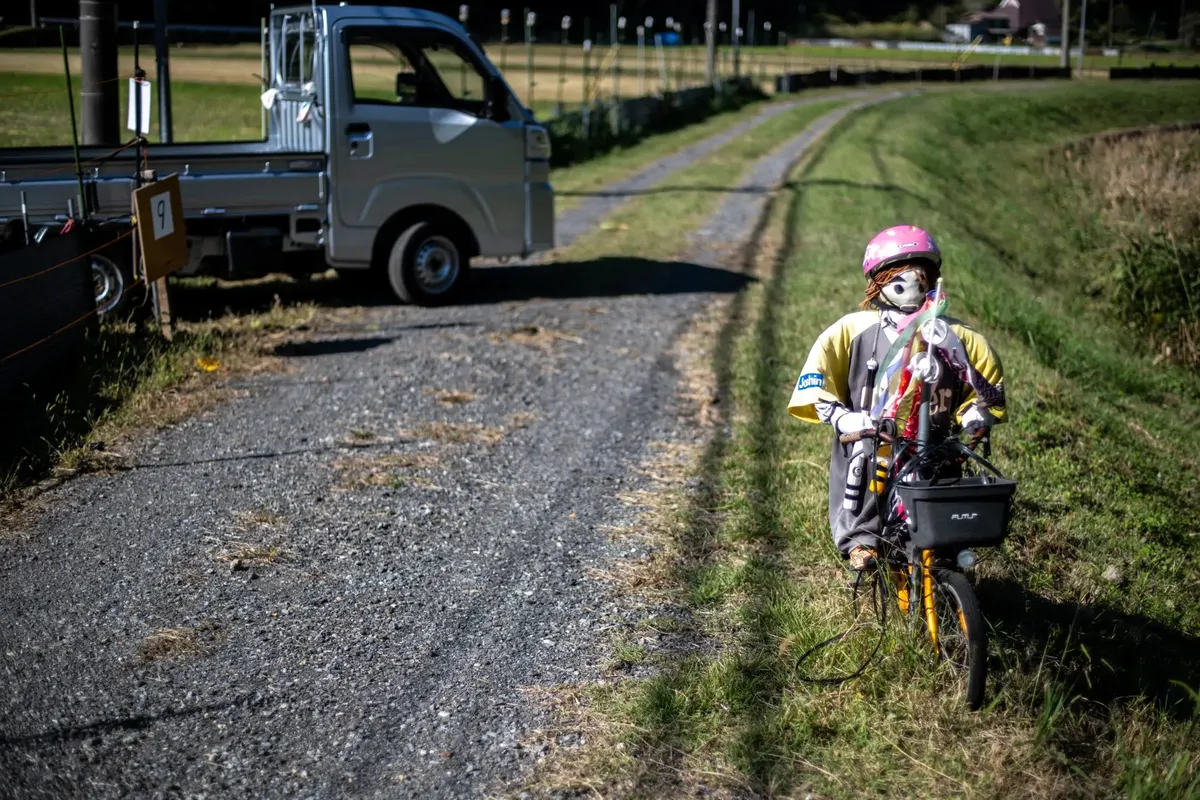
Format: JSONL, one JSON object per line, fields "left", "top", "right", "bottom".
{"left": 0, "top": 4, "right": 555, "bottom": 311}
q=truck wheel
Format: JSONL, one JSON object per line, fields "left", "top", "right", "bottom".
{"left": 384, "top": 222, "right": 466, "bottom": 306}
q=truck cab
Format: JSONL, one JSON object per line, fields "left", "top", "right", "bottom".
{"left": 0, "top": 4, "right": 554, "bottom": 308}
{"left": 300, "top": 4, "right": 554, "bottom": 302}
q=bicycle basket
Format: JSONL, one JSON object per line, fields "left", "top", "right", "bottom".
{"left": 895, "top": 476, "right": 1018, "bottom": 550}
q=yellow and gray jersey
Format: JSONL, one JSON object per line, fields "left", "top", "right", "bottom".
{"left": 787, "top": 311, "right": 1006, "bottom": 426}
{"left": 786, "top": 310, "right": 1006, "bottom": 555}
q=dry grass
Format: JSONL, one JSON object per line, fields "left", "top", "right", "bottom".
{"left": 424, "top": 388, "right": 478, "bottom": 406}
{"left": 213, "top": 539, "right": 288, "bottom": 566}
{"left": 1071, "top": 129, "right": 1200, "bottom": 237}
{"left": 1062, "top": 129, "right": 1200, "bottom": 366}
{"left": 329, "top": 451, "right": 441, "bottom": 491}
{"left": 230, "top": 509, "right": 284, "bottom": 531}
{"left": 406, "top": 421, "right": 506, "bottom": 446}
{"left": 489, "top": 324, "right": 585, "bottom": 352}
{"left": 505, "top": 411, "right": 539, "bottom": 430}
{"left": 138, "top": 624, "right": 220, "bottom": 663}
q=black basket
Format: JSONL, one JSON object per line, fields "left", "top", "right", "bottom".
{"left": 895, "top": 476, "right": 1018, "bottom": 550}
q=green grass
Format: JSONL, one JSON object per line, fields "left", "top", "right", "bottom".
{"left": 538, "top": 83, "right": 1200, "bottom": 797}
{"left": 0, "top": 72, "right": 263, "bottom": 145}
{"left": 556, "top": 96, "right": 856, "bottom": 261}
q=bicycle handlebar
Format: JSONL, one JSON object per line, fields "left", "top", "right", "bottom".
{"left": 838, "top": 428, "right": 886, "bottom": 445}
{"left": 838, "top": 425, "right": 991, "bottom": 449}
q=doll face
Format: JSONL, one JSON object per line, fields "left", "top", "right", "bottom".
{"left": 879, "top": 267, "right": 927, "bottom": 312}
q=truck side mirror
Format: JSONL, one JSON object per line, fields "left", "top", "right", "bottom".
{"left": 395, "top": 72, "right": 419, "bottom": 103}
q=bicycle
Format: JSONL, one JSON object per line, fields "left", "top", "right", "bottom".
{"left": 837, "top": 400, "right": 1018, "bottom": 710}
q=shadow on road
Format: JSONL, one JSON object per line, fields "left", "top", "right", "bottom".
{"left": 468, "top": 257, "right": 754, "bottom": 302}
{"left": 0, "top": 694, "right": 266, "bottom": 747}
{"left": 168, "top": 257, "right": 755, "bottom": 323}
{"left": 274, "top": 336, "right": 397, "bottom": 357}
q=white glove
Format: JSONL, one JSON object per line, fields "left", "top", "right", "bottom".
{"left": 834, "top": 410, "right": 875, "bottom": 436}
{"left": 961, "top": 405, "right": 996, "bottom": 433}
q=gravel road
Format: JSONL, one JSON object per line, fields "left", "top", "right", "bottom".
{"left": 0, "top": 94, "right": 897, "bottom": 799}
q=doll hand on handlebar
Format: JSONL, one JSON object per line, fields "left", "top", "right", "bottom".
{"left": 961, "top": 405, "right": 996, "bottom": 435}
{"left": 834, "top": 410, "right": 875, "bottom": 436}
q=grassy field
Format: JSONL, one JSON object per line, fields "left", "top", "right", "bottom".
{"left": 3, "top": 40, "right": 1197, "bottom": 127}
{"left": 532, "top": 83, "right": 1200, "bottom": 797}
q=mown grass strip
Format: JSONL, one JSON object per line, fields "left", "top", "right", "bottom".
{"left": 554, "top": 97, "right": 858, "bottom": 264}
{"left": 541, "top": 83, "right": 1200, "bottom": 798}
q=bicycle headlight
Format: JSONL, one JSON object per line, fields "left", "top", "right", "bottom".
{"left": 956, "top": 549, "right": 977, "bottom": 570}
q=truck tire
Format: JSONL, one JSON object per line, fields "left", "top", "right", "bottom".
{"left": 384, "top": 222, "right": 467, "bottom": 306}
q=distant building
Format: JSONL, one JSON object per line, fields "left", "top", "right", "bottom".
{"left": 946, "top": 0, "right": 1062, "bottom": 45}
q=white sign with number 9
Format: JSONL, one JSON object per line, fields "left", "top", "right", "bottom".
{"left": 150, "top": 191, "right": 174, "bottom": 240}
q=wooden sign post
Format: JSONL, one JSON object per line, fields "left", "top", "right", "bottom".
{"left": 132, "top": 173, "right": 188, "bottom": 340}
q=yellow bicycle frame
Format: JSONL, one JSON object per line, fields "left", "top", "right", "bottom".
{"left": 922, "top": 549, "right": 938, "bottom": 650}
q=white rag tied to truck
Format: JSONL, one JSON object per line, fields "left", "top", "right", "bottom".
{"left": 0, "top": 4, "right": 556, "bottom": 314}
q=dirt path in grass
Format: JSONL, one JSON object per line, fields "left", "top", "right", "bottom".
{"left": 0, "top": 95, "right": 899, "bottom": 798}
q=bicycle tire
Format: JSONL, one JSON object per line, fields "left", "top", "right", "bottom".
{"left": 933, "top": 570, "right": 987, "bottom": 710}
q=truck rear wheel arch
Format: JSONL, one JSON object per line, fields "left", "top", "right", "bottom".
{"left": 371, "top": 205, "right": 480, "bottom": 271}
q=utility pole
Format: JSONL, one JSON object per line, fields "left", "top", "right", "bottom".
{"left": 153, "top": 0, "right": 172, "bottom": 143}
{"left": 1078, "top": 0, "right": 1088, "bottom": 73}
{"left": 1108, "top": 0, "right": 1114, "bottom": 48}
{"left": 1060, "top": 0, "right": 1071, "bottom": 71}
{"left": 732, "top": 0, "right": 741, "bottom": 77}
{"left": 80, "top": 0, "right": 119, "bottom": 145}
{"left": 30, "top": 0, "right": 38, "bottom": 26}
{"left": 705, "top": 0, "right": 717, "bottom": 85}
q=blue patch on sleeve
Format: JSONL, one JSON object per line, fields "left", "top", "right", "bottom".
{"left": 796, "top": 372, "right": 825, "bottom": 392}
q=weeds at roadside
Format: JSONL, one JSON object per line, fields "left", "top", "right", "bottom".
{"left": 1, "top": 292, "right": 317, "bottom": 510}
{"left": 1054, "top": 128, "right": 1200, "bottom": 368}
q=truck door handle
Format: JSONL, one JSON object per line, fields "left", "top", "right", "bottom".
{"left": 346, "top": 123, "right": 373, "bottom": 160}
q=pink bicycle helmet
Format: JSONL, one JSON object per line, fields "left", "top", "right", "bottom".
{"left": 861, "top": 225, "right": 942, "bottom": 277}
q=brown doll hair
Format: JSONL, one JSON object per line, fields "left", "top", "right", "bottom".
{"left": 860, "top": 259, "right": 941, "bottom": 311}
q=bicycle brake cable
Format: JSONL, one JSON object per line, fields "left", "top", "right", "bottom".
{"left": 793, "top": 567, "right": 890, "bottom": 685}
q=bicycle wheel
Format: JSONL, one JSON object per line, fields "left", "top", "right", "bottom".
{"left": 931, "top": 570, "right": 987, "bottom": 710}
